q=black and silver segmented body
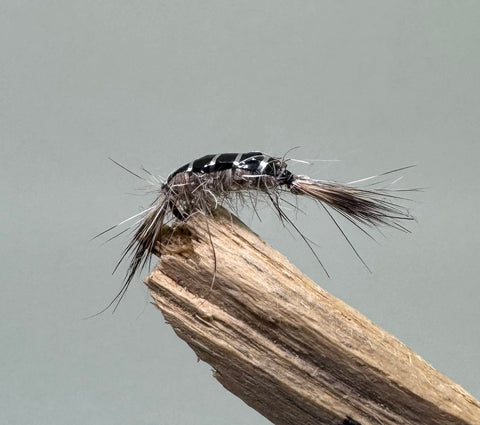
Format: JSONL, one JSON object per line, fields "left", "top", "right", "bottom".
{"left": 103, "top": 151, "right": 415, "bottom": 312}
{"left": 163, "top": 152, "right": 294, "bottom": 219}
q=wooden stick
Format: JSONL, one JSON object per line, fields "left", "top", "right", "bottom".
{"left": 145, "top": 207, "right": 480, "bottom": 425}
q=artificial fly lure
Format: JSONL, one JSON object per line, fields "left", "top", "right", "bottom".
{"left": 96, "top": 151, "right": 415, "bottom": 313}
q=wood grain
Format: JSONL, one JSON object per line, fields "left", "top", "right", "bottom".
{"left": 146, "top": 207, "right": 480, "bottom": 425}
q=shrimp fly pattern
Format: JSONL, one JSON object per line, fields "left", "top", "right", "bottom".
{"left": 97, "top": 151, "right": 415, "bottom": 313}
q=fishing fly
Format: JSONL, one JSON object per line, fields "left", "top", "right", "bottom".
{"left": 97, "top": 151, "right": 415, "bottom": 312}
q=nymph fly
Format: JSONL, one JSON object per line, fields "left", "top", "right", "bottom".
{"left": 97, "top": 151, "right": 415, "bottom": 312}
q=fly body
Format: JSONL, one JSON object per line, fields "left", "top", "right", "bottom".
{"left": 164, "top": 152, "right": 295, "bottom": 217}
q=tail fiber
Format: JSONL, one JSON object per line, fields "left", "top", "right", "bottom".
{"left": 291, "top": 177, "right": 413, "bottom": 230}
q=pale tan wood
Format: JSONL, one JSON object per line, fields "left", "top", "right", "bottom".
{"left": 145, "top": 207, "right": 480, "bottom": 425}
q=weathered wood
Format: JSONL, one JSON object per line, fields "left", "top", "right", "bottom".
{"left": 145, "top": 207, "right": 480, "bottom": 425}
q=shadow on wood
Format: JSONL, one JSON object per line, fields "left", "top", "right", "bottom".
{"left": 145, "top": 207, "right": 480, "bottom": 425}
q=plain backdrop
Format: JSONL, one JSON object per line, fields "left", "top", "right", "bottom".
{"left": 1, "top": 2, "right": 479, "bottom": 424}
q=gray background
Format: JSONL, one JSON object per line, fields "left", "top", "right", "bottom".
{"left": 1, "top": 1, "right": 479, "bottom": 424}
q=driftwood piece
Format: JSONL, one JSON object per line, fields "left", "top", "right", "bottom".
{"left": 145, "top": 207, "right": 480, "bottom": 425}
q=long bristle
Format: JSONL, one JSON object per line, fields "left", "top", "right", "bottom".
{"left": 97, "top": 199, "right": 168, "bottom": 316}
{"left": 291, "top": 177, "right": 414, "bottom": 230}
